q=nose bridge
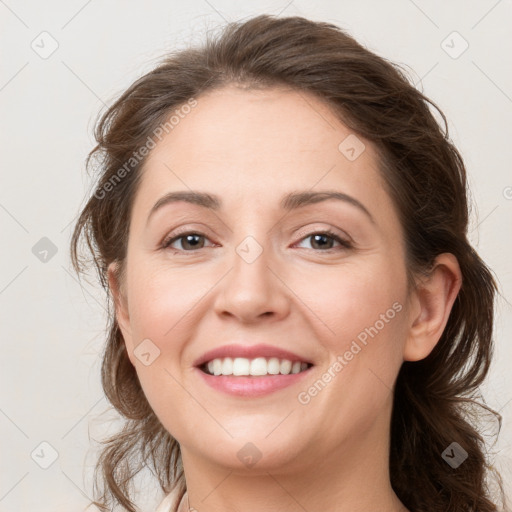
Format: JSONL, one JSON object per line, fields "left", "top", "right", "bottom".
{"left": 213, "top": 228, "right": 289, "bottom": 322}
{"left": 231, "top": 232, "right": 274, "bottom": 299}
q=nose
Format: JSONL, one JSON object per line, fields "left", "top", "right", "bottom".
{"left": 213, "top": 240, "right": 291, "bottom": 324}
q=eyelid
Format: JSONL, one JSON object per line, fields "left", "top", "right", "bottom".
{"left": 161, "top": 224, "right": 353, "bottom": 251}
{"left": 161, "top": 226, "right": 215, "bottom": 249}
{"left": 293, "top": 224, "right": 353, "bottom": 244}
{"left": 292, "top": 230, "right": 353, "bottom": 253}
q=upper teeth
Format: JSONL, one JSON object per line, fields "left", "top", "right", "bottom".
{"left": 205, "top": 357, "right": 309, "bottom": 376}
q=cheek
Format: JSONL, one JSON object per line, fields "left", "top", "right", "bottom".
{"left": 121, "top": 262, "right": 201, "bottom": 403}
{"left": 296, "top": 281, "right": 407, "bottom": 442}
{"left": 294, "top": 258, "right": 406, "bottom": 350}
{"left": 293, "top": 257, "right": 408, "bottom": 408}
{"left": 126, "top": 261, "right": 209, "bottom": 346}
{"left": 123, "top": 266, "right": 199, "bottom": 437}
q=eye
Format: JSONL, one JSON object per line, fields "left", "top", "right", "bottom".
{"left": 162, "top": 231, "right": 214, "bottom": 252}
{"left": 161, "top": 229, "right": 352, "bottom": 253}
{"left": 294, "top": 230, "right": 352, "bottom": 251}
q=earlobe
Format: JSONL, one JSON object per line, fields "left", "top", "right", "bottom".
{"left": 107, "top": 262, "right": 135, "bottom": 364}
{"left": 403, "top": 253, "right": 462, "bottom": 362}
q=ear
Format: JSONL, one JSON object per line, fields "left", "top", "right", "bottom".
{"left": 107, "top": 262, "right": 135, "bottom": 366}
{"left": 404, "top": 253, "right": 462, "bottom": 362}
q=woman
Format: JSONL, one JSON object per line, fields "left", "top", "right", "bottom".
{"left": 71, "top": 14, "right": 506, "bottom": 512}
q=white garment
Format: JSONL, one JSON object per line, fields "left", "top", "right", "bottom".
{"left": 155, "top": 486, "right": 186, "bottom": 512}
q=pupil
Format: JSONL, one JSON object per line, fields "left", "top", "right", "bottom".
{"left": 312, "top": 234, "right": 332, "bottom": 249}
{"left": 184, "top": 234, "right": 203, "bottom": 250}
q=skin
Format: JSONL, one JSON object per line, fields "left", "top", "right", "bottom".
{"left": 108, "top": 85, "right": 462, "bottom": 512}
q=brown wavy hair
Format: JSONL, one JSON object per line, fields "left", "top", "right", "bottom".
{"left": 70, "top": 14, "right": 507, "bottom": 512}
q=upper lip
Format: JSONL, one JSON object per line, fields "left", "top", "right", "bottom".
{"left": 193, "top": 343, "right": 313, "bottom": 368}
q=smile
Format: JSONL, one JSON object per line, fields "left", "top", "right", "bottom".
{"left": 201, "top": 357, "right": 312, "bottom": 376}
{"left": 193, "top": 343, "right": 314, "bottom": 397}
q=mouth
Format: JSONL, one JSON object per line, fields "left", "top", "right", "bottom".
{"left": 193, "top": 343, "right": 315, "bottom": 397}
{"left": 199, "top": 357, "right": 313, "bottom": 377}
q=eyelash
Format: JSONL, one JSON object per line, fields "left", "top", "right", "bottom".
{"left": 161, "top": 228, "right": 353, "bottom": 253}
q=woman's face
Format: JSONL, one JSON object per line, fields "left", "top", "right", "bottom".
{"left": 112, "top": 85, "right": 417, "bottom": 473}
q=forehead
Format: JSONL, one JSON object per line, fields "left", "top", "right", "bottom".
{"left": 134, "top": 85, "right": 391, "bottom": 220}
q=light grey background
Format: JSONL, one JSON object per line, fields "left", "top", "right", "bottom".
{"left": 1, "top": 1, "right": 511, "bottom": 510}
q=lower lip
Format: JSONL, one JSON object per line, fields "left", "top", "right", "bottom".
{"left": 195, "top": 367, "right": 312, "bottom": 397}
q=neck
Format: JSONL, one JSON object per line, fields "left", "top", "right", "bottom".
{"left": 178, "top": 406, "right": 408, "bottom": 512}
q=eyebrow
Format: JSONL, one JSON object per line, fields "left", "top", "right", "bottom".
{"left": 146, "top": 190, "right": 375, "bottom": 225}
